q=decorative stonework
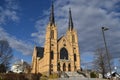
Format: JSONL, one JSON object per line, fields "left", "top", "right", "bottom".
{"left": 31, "top": 3, "right": 81, "bottom": 76}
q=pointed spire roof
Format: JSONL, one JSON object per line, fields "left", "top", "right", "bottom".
{"left": 68, "top": 8, "right": 74, "bottom": 30}
{"left": 49, "top": 1, "right": 55, "bottom": 26}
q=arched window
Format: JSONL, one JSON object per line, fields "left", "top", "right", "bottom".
{"left": 60, "top": 48, "right": 68, "bottom": 60}
{"left": 50, "top": 51, "right": 54, "bottom": 59}
{"left": 72, "top": 35, "right": 75, "bottom": 42}
{"left": 74, "top": 54, "right": 77, "bottom": 61}
{"left": 63, "top": 63, "right": 66, "bottom": 71}
{"left": 51, "top": 30, "right": 54, "bottom": 39}
{"left": 68, "top": 64, "right": 71, "bottom": 71}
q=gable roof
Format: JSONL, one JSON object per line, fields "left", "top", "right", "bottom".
{"left": 57, "top": 35, "right": 64, "bottom": 42}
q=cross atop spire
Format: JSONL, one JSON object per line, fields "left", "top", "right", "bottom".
{"left": 68, "top": 8, "right": 74, "bottom": 31}
{"left": 49, "top": 1, "right": 55, "bottom": 26}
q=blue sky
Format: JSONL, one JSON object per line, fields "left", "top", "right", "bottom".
{"left": 0, "top": 0, "right": 120, "bottom": 70}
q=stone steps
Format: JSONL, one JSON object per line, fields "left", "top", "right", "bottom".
{"left": 65, "top": 71, "right": 85, "bottom": 78}
{"left": 57, "top": 78, "right": 107, "bottom": 80}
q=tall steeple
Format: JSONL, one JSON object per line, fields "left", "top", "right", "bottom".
{"left": 68, "top": 8, "right": 74, "bottom": 30}
{"left": 49, "top": 1, "right": 55, "bottom": 26}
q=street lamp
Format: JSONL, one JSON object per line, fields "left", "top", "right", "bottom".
{"left": 101, "top": 27, "right": 112, "bottom": 78}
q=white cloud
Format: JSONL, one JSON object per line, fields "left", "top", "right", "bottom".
{"left": 0, "top": 0, "right": 19, "bottom": 24}
{"left": 0, "top": 0, "right": 33, "bottom": 55}
{"left": 5, "top": 0, "right": 19, "bottom": 10}
{"left": 31, "top": 18, "right": 47, "bottom": 46}
{"left": 0, "top": 27, "right": 33, "bottom": 55}
{"left": 32, "top": 0, "right": 120, "bottom": 60}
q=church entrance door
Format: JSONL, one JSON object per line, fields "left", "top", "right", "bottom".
{"left": 68, "top": 64, "right": 71, "bottom": 71}
{"left": 63, "top": 63, "right": 66, "bottom": 71}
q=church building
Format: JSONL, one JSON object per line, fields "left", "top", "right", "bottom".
{"left": 31, "top": 3, "right": 81, "bottom": 75}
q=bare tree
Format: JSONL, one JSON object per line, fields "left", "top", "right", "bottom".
{"left": 93, "top": 48, "right": 113, "bottom": 78}
{"left": 0, "top": 40, "right": 13, "bottom": 73}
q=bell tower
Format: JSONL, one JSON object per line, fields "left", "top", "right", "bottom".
{"left": 66, "top": 8, "right": 81, "bottom": 71}
{"left": 44, "top": 2, "right": 58, "bottom": 75}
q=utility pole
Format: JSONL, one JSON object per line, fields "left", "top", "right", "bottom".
{"left": 101, "top": 27, "right": 112, "bottom": 79}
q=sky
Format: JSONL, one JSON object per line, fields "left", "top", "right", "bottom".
{"left": 0, "top": 0, "right": 120, "bottom": 70}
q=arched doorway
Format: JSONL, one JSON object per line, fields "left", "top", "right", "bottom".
{"left": 75, "top": 65, "right": 77, "bottom": 71}
{"left": 57, "top": 63, "right": 60, "bottom": 71}
{"left": 60, "top": 48, "right": 68, "bottom": 60}
{"left": 68, "top": 64, "right": 71, "bottom": 71}
{"left": 63, "top": 63, "right": 66, "bottom": 71}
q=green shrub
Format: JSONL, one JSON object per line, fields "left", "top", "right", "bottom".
{"left": 0, "top": 76, "right": 2, "bottom": 80}
{"left": 0, "top": 73, "right": 41, "bottom": 80}
{"left": 40, "top": 74, "right": 48, "bottom": 80}
{"left": 90, "top": 72, "right": 98, "bottom": 78}
{"left": 40, "top": 77, "right": 48, "bottom": 80}
{"left": 49, "top": 73, "right": 59, "bottom": 79}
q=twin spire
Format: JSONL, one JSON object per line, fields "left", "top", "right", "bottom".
{"left": 49, "top": 2, "right": 55, "bottom": 26}
{"left": 49, "top": 2, "right": 74, "bottom": 31}
{"left": 68, "top": 8, "right": 74, "bottom": 31}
